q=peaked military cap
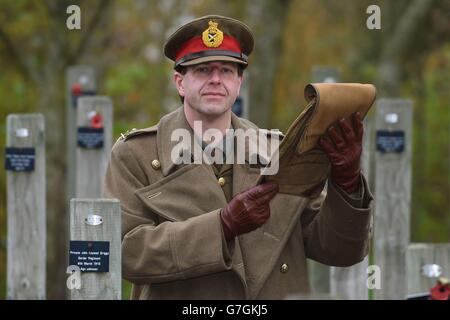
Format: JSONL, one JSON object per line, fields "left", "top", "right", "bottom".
{"left": 164, "top": 15, "right": 254, "bottom": 68}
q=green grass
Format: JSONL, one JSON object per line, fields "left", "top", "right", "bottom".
{"left": 122, "top": 279, "right": 132, "bottom": 300}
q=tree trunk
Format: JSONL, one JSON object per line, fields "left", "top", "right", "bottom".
{"left": 376, "top": 0, "right": 434, "bottom": 96}
{"left": 245, "top": 0, "right": 292, "bottom": 128}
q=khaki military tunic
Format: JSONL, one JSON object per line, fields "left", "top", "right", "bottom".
{"left": 104, "top": 107, "right": 373, "bottom": 300}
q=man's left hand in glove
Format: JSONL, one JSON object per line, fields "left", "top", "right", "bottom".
{"left": 318, "top": 112, "right": 363, "bottom": 194}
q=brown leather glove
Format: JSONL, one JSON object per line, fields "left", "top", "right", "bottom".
{"left": 318, "top": 112, "right": 363, "bottom": 194}
{"left": 220, "top": 182, "right": 279, "bottom": 241}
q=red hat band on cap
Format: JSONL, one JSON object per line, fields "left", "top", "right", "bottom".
{"left": 164, "top": 16, "right": 254, "bottom": 69}
{"left": 175, "top": 35, "right": 243, "bottom": 64}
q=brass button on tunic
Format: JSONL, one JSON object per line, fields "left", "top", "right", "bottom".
{"left": 212, "top": 163, "right": 233, "bottom": 202}
{"left": 151, "top": 159, "right": 161, "bottom": 170}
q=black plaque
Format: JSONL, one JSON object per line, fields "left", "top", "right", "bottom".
{"left": 71, "top": 91, "right": 96, "bottom": 108}
{"left": 4, "top": 147, "right": 35, "bottom": 172}
{"left": 232, "top": 97, "right": 243, "bottom": 117}
{"left": 69, "top": 240, "right": 110, "bottom": 272}
{"left": 376, "top": 130, "right": 405, "bottom": 153}
{"left": 77, "top": 127, "right": 104, "bottom": 149}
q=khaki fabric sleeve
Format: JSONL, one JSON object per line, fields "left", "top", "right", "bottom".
{"left": 300, "top": 175, "right": 373, "bottom": 267}
{"left": 331, "top": 175, "right": 368, "bottom": 209}
{"left": 103, "top": 141, "right": 233, "bottom": 284}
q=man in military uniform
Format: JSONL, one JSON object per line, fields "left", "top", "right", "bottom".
{"left": 104, "top": 15, "right": 373, "bottom": 299}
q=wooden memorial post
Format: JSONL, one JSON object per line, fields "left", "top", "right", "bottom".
{"left": 69, "top": 199, "right": 121, "bottom": 300}
{"left": 306, "top": 67, "right": 340, "bottom": 296}
{"left": 232, "top": 75, "right": 250, "bottom": 119}
{"left": 407, "top": 243, "right": 450, "bottom": 297}
{"left": 308, "top": 67, "right": 371, "bottom": 299}
{"left": 373, "top": 99, "right": 413, "bottom": 299}
{"left": 66, "top": 66, "right": 97, "bottom": 201}
{"left": 76, "top": 96, "right": 113, "bottom": 198}
{"left": 6, "top": 114, "right": 46, "bottom": 299}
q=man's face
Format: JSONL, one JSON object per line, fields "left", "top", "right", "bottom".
{"left": 174, "top": 61, "right": 243, "bottom": 117}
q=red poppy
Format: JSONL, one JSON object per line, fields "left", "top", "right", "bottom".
{"left": 90, "top": 113, "right": 103, "bottom": 128}
{"left": 71, "top": 83, "right": 82, "bottom": 96}
{"left": 430, "top": 279, "right": 450, "bottom": 300}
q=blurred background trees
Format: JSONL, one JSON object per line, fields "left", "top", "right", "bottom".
{"left": 0, "top": 0, "right": 449, "bottom": 299}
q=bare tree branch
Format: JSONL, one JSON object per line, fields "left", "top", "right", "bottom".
{"left": 0, "top": 25, "right": 40, "bottom": 84}
{"left": 42, "top": 0, "right": 70, "bottom": 57}
{"left": 246, "top": 0, "right": 292, "bottom": 128}
{"left": 377, "top": 0, "right": 434, "bottom": 96}
{"left": 65, "top": 0, "right": 111, "bottom": 66}
{"left": 383, "top": 0, "right": 434, "bottom": 60}
{"left": 42, "top": 0, "right": 58, "bottom": 15}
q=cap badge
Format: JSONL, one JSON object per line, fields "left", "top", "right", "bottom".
{"left": 202, "top": 21, "right": 223, "bottom": 48}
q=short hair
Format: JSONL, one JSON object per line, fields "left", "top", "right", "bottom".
{"left": 175, "top": 64, "right": 244, "bottom": 103}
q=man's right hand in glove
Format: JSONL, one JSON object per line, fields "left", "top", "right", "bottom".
{"left": 220, "top": 182, "right": 279, "bottom": 241}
